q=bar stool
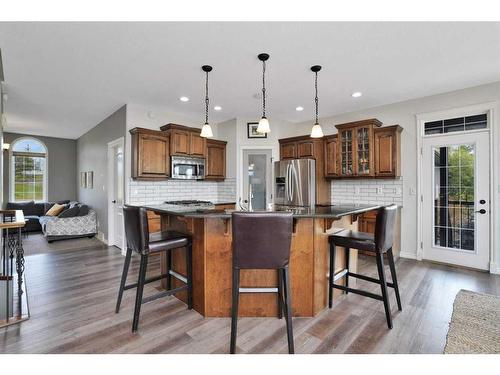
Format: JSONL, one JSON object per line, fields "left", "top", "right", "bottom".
{"left": 230, "top": 212, "right": 294, "bottom": 354}
{"left": 328, "top": 204, "right": 401, "bottom": 329}
{"left": 116, "top": 205, "right": 193, "bottom": 332}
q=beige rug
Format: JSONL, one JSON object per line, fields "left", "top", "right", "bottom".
{"left": 21, "top": 233, "right": 107, "bottom": 256}
{"left": 444, "top": 289, "right": 500, "bottom": 354}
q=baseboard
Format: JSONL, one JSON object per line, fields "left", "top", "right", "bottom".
{"left": 97, "top": 231, "right": 108, "bottom": 245}
{"left": 399, "top": 250, "right": 417, "bottom": 260}
{"left": 490, "top": 262, "right": 500, "bottom": 275}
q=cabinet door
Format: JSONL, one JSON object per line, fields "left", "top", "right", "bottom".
{"left": 190, "top": 132, "right": 207, "bottom": 157}
{"left": 171, "top": 129, "right": 190, "bottom": 155}
{"left": 206, "top": 141, "right": 226, "bottom": 180}
{"left": 374, "top": 130, "right": 396, "bottom": 177}
{"left": 324, "top": 136, "right": 338, "bottom": 177}
{"left": 138, "top": 133, "right": 170, "bottom": 178}
{"left": 280, "top": 142, "right": 296, "bottom": 159}
{"left": 147, "top": 211, "right": 161, "bottom": 233}
{"left": 356, "top": 126, "right": 374, "bottom": 176}
{"left": 339, "top": 129, "right": 354, "bottom": 176}
{"left": 297, "top": 140, "right": 315, "bottom": 158}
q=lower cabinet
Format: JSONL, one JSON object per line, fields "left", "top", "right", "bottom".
{"left": 147, "top": 211, "right": 161, "bottom": 233}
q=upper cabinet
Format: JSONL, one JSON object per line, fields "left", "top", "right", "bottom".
{"left": 205, "top": 139, "right": 227, "bottom": 180}
{"left": 324, "top": 135, "right": 338, "bottom": 178}
{"left": 374, "top": 125, "right": 403, "bottom": 178}
{"left": 131, "top": 124, "right": 227, "bottom": 181}
{"left": 130, "top": 128, "right": 170, "bottom": 179}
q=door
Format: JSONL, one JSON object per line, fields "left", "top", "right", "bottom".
{"left": 189, "top": 132, "right": 206, "bottom": 157}
{"left": 206, "top": 140, "right": 226, "bottom": 180}
{"left": 242, "top": 149, "right": 273, "bottom": 210}
{"left": 422, "top": 132, "right": 490, "bottom": 270}
{"left": 288, "top": 159, "right": 316, "bottom": 207}
{"left": 280, "top": 142, "right": 296, "bottom": 160}
{"left": 324, "top": 135, "right": 338, "bottom": 177}
{"left": 171, "top": 129, "right": 190, "bottom": 155}
{"left": 138, "top": 133, "right": 169, "bottom": 177}
{"left": 109, "top": 139, "right": 125, "bottom": 249}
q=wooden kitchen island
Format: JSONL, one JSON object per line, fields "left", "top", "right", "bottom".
{"left": 141, "top": 204, "right": 380, "bottom": 318}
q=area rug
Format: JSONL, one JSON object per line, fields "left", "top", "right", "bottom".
{"left": 21, "top": 233, "right": 107, "bottom": 256}
{"left": 444, "top": 289, "right": 500, "bottom": 353}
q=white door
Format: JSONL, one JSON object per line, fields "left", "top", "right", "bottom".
{"left": 422, "top": 132, "right": 490, "bottom": 270}
{"left": 242, "top": 149, "right": 273, "bottom": 210}
{"left": 108, "top": 139, "right": 125, "bottom": 249}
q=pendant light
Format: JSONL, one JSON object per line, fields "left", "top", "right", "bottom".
{"left": 256, "top": 53, "right": 271, "bottom": 134}
{"left": 200, "top": 65, "right": 214, "bottom": 138}
{"left": 310, "top": 65, "right": 324, "bottom": 138}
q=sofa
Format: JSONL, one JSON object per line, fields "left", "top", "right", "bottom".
{"left": 5, "top": 200, "right": 97, "bottom": 242}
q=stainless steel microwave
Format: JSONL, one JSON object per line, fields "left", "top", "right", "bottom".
{"left": 171, "top": 156, "right": 205, "bottom": 180}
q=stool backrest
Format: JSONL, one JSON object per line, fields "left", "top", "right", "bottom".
{"left": 374, "top": 204, "right": 397, "bottom": 253}
{"left": 232, "top": 212, "right": 293, "bottom": 269}
{"left": 123, "top": 205, "right": 149, "bottom": 254}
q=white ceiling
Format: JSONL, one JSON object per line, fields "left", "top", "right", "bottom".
{"left": 1, "top": 22, "right": 499, "bottom": 139}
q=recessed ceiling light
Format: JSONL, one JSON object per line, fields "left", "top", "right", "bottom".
{"left": 214, "top": 106, "right": 222, "bottom": 111}
{"left": 295, "top": 106, "right": 304, "bottom": 112}
{"left": 179, "top": 96, "right": 190, "bottom": 102}
{"left": 351, "top": 92, "right": 362, "bottom": 98}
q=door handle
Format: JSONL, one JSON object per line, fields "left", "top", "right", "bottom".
{"left": 475, "top": 209, "right": 487, "bottom": 214}
{"left": 112, "top": 200, "right": 116, "bottom": 204}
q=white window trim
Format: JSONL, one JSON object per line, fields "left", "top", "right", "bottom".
{"left": 416, "top": 101, "right": 498, "bottom": 274}
{"left": 9, "top": 136, "right": 48, "bottom": 203}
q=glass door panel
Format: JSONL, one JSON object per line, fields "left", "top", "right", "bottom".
{"left": 242, "top": 149, "right": 272, "bottom": 211}
{"left": 357, "top": 127, "right": 370, "bottom": 175}
{"left": 340, "top": 130, "right": 353, "bottom": 175}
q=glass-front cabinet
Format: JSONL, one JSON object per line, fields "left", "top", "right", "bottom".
{"left": 336, "top": 119, "right": 381, "bottom": 177}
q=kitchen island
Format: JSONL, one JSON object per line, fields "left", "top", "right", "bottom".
{"left": 140, "top": 204, "right": 380, "bottom": 317}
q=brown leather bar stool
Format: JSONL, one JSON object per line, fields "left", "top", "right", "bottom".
{"left": 230, "top": 212, "right": 294, "bottom": 354}
{"left": 116, "top": 205, "right": 193, "bottom": 332}
{"left": 328, "top": 204, "right": 401, "bottom": 329}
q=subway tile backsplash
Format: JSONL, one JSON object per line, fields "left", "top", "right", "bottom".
{"left": 129, "top": 178, "right": 237, "bottom": 205}
{"left": 331, "top": 178, "right": 403, "bottom": 206}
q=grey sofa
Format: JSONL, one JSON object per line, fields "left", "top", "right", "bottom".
{"left": 5, "top": 200, "right": 70, "bottom": 232}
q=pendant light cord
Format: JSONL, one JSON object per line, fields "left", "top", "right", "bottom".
{"left": 262, "top": 60, "right": 266, "bottom": 117}
{"left": 314, "top": 71, "right": 319, "bottom": 125}
{"left": 205, "top": 70, "right": 210, "bottom": 125}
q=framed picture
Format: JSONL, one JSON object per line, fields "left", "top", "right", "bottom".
{"left": 247, "top": 122, "right": 267, "bottom": 139}
{"left": 85, "top": 171, "right": 93, "bottom": 189}
{"left": 80, "top": 172, "right": 87, "bottom": 188}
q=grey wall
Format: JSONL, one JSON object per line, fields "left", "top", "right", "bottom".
{"left": 3, "top": 132, "right": 77, "bottom": 204}
{"left": 77, "top": 105, "right": 126, "bottom": 241}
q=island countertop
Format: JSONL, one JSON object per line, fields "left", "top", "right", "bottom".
{"left": 139, "top": 203, "right": 381, "bottom": 219}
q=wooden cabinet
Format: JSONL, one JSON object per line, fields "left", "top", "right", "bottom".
{"left": 280, "top": 142, "right": 296, "bottom": 160}
{"left": 130, "top": 128, "right": 170, "bottom": 180}
{"left": 205, "top": 139, "right": 227, "bottom": 180}
{"left": 297, "top": 140, "right": 315, "bottom": 158}
{"left": 324, "top": 135, "right": 338, "bottom": 178}
{"left": 147, "top": 210, "right": 161, "bottom": 233}
{"left": 160, "top": 123, "right": 207, "bottom": 158}
{"left": 359, "top": 210, "right": 377, "bottom": 234}
{"left": 323, "top": 119, "right": 402, "bottom": 179}
{"left": 374, "top": 125, "right": 402, "bottom": 178}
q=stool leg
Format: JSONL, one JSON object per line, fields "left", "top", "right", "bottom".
{"left": 344, "top": 247, "right": 350, "bottom": 294}
{"left": 328, "top": 243, "right": 335, "bottom": 308}
{"left": 115, "top": 247, "right": 132, "bottom": 313}
{"left": 132, "top": 253, "right": 148, "bottom": 333}
{"left": 186, "top": 244, "right": 193, "bottom": 310}
{"left": 166, "top": 250, "right": 172, "bottom": 291}
{"left": 387, "top": 248, "right": 402, "bottom": 311}
{"left": 282, "top": 266, "right": 294, "bottom": 354}
{"left": 277, "top": 269, "right": 283, "bottom": 319}
{"left": 376, "top": 252, "right": 392, "bottom": 329}
{"left": 230, "top": 268, "right": 240, "bottom": 354}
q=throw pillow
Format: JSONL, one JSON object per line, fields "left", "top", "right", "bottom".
{"left": 77, "top": 204, "right": 89, "bottom": 216}
{"left": 58, "top": 205, "right": 80, "bottom": 218}
{"left": 45, "top": 203, "right": 66, "bottom": 216}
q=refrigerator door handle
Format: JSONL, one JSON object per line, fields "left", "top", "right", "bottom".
{"left": 285, "top": 164, "right": 289, "bottom": 202}
{"left": 290, "top": 164, "right": 294, "bottom": 201}
{"left": 287, "top": 164, "right": 292, "bottom": 202}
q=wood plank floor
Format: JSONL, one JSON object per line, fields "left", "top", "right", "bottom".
{"left": 1, "top": 241, "right": 499, "bottom": 354}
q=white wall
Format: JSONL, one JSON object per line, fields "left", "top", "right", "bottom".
{"left": 295, "top": 81, "right": 500, "bottom": 270}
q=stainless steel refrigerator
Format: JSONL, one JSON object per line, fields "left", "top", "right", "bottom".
{"left": 274, "top": 159, "right": 316, "bottom": 207}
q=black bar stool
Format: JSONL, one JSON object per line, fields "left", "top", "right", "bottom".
{"left": 328, "top": 204, "right": 401, "bottom": 329}
{"left": 230, "top": 212, "right": 294, "bottom": 354}
{"left": 116, "top": 205, "right": 193, "bottom": 332}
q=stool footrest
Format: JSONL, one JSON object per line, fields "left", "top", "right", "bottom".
{"left": 348, "top": 271, "right": 395, "bottom": 288}
{"left": 332, "top": 284, "right": 383, "bottom": 301}
{"left": 142, "top": 285, "right": 188, "bottom": 304}
{"left": 124, "top": 273, "right": 170, "bottom": 290}
{"left": 169, "top": 269, "right": 187, "bottom": 284}
{"left": 239, "top": 287, "right": 278, "bottom": 293}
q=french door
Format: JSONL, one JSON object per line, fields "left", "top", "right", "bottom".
{"left": 422, "top": 131, "right": 490, "bottom": 270}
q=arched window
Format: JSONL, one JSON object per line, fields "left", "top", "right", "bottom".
{"left": 10, "top": 137, "right": 48, "bottom": 202}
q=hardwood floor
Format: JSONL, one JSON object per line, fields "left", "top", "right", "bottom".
{"left": 1, "top": 242, "right": 499, "bottom": 354}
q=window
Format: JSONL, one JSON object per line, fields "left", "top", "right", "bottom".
{"left": 424, "top": 113, "right": 487, "bottom": 135}
{"left": 10, "top": 137, "right": 47, "bottom": 202}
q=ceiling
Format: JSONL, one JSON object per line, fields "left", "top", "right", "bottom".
{"left": 0, "top": 22, "right": 499, "bottom": 139}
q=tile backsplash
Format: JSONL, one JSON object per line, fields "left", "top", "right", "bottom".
{"left": 129, "top": 178, "right": 237, "bottom": 205}
{"left": 331, "top": 178, "right": 403, "bottom": 205}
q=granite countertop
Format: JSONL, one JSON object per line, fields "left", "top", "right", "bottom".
{"left": 141, "top": 203, "right": 381, "bottom": 220}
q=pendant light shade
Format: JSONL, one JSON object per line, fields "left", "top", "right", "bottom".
{"left": 310, "top": 65, "right": 324, "bottom": 138}
{"left": 200, "top": 65, "right": 214, "bottom": 138}
{"left": 256, "top": 53, "right": 271, "bottom": 134}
